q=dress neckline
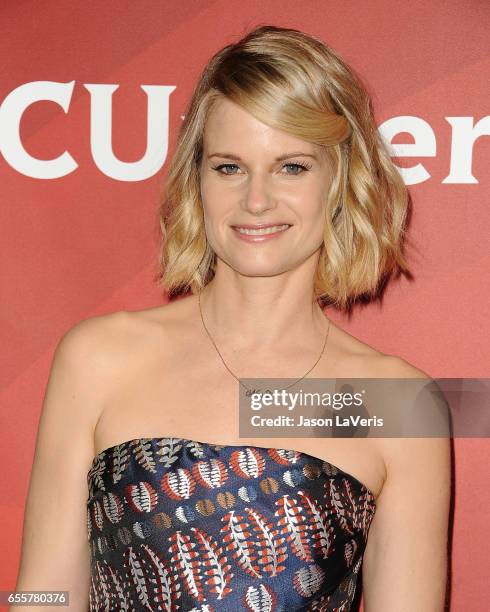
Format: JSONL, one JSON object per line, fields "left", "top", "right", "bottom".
{"left": 89, "top": 435, "right": 377, "bottom": 503}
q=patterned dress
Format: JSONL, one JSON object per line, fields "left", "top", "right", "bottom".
{"left": 87, "top": 437, "right": 376, "bottom": 611}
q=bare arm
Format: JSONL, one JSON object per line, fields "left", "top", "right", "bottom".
{"left": 12, "top": 312, "right": 126, "bottom": 611}
{"left": 362, "top": 360, "right": 452, "bottom": 610}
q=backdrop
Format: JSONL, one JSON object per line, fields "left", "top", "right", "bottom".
{"left": 1, "top": 1, "right": 489, "bottom": 610}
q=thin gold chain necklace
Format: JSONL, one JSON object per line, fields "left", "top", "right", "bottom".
{"left": 197, "top": 287, "right": 331, "bottom": 394}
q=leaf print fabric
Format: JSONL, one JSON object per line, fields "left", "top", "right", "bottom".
{"left": 86, "top": 437, "right": 376, "bottom": 611}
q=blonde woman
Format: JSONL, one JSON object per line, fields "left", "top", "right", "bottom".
{"left": 15, "top": 25, "right": 450, "bottom": 611}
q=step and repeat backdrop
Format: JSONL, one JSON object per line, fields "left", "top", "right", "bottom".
{"left": 1, "top": 1, "right": 488, "bottom": 609}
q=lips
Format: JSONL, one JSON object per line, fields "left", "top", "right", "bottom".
{"left": 231, "top": 223, "right": 291, "bottom": 229}
{"left": 233, "top": 224, "right": 291, "bottom": 236}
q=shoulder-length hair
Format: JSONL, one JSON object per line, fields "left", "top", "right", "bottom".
{"left": 154, "top": 24, "right": 411, "bottom": 310}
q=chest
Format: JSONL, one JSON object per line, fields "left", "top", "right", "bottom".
{"left": 94, "top": 344, "right": 385, "bottom": 499}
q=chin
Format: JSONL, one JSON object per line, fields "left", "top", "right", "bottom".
{"left": 229, "top": 261, "right": 290, "bottom": 277}
{"left": 216, "top": 248, "right": 296, "bottom": 276}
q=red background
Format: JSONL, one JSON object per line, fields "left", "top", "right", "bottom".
{"left": 1, "top": 1, "right": 489, "bottom": 609}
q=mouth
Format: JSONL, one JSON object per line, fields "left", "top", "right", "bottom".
{"left": 231, "top": 223, "right": 292, "bottom": 236}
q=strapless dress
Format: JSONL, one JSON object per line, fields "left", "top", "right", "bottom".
{"left": 86, "top": 437, "right": 376, "bottom": 611}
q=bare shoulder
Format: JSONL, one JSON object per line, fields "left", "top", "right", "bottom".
{"left": 377, "top": 352, "right": 432, "bottom": 379}
{"left": 62, "top": 300, "right": 189, "bottom": 400}
{"left": 327, "top": 320, "right": 432, "bottom": 379}
{"left": 329, "top": 325, "right": 448, "bottom": 490}
{"left": 35, "top": 310, "right": 137, "bottom": 476}
{"left": 127, "top": 297, "right": 194, "bottom": 330}
{"left": 372, "top": 353, "right": 450, "bottom": 497}
{"left": 59, "top": 309, "right": 129, "bottom": 355}
{"left": 53, "top": 309, "right": 152, "bottom": 424}
{"left": 60, "top": 305, "right": 168, "bottom": 368}
{"left": 369, "top": 353, "right": 449, "bottom": 472}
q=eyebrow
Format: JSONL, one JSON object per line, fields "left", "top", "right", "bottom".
{"left": 207, "top": 151, "right": 318, "bottom": 162}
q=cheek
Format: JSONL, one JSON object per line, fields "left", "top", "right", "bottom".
{"left": 290, "top": 183, "right": 325, "bottom": 220}
{"left": 201, "top": 172, "right": 227, "bottom": 205}
{"left": 200, "top": 178, "right": 221, "bottom": 219}
{"left": 200, "top": 181, "right": 231, "bottom": 245}
{"left": 201, "top": 179, "right": 239, "bottom": 233}
{"left": 201, "top": 199, "right": 227, "bottom": 233}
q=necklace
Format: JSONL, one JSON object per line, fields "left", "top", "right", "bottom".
{"left": 197, "top": 287, "right": 331, "bottom": 395}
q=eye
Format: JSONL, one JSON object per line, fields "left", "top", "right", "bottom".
{"left": 282, "top": 162, "right": 312, "bottom": 175}
{"left": 210, "top": 161, "right": 313, "bottom": 176}
{"left": 212, "top": 163, "right": 240, "bottom": 175}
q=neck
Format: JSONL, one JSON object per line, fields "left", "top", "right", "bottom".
{"left": 197, "top": 269, "right": 328, "bottom": 354}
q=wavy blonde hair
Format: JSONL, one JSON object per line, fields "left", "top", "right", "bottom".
{"left": 154, "top": 24, "right": 411, "bottom": 310}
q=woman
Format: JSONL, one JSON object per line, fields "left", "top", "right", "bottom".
{"left": 14, "top": 25, "right": 450, "bottom": 611}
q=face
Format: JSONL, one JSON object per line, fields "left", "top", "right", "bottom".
{"left": 199, "top": 97, "right": 332, "bottom": 278}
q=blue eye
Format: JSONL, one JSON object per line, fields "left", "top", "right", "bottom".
{"left": 211, "top": 161, "right": 312, "bottom": 176}
{"left": 283, "top": 162, "right": 312, "bottom": 175}
{"left": 212, "top": 163, "right": 239, "bottom": 175}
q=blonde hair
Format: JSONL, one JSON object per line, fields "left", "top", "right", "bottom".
{"left": 154, "top": 24, "right": 411, "bottom": 310}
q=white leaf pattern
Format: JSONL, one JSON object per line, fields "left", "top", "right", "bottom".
{"left": 87, "top": 437, "right": 376, "bottom": 610}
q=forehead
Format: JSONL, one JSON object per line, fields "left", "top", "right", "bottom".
{"left": 202, "top": 96, "right": 318, "bottom": 155}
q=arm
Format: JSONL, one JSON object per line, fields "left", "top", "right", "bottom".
{"left": 12, "top": 312, "right": 126, "bottom": 611}
{"left": 362, "top": 360, "right": 452, "bottom": 611}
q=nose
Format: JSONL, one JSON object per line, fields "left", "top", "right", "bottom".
{"left": 240, "top": 171, "right": 277, "bottom": 215}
